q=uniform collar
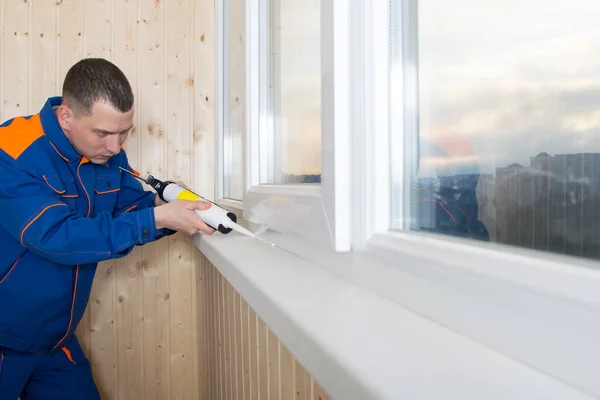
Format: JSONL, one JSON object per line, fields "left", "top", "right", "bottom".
{"left": 40, "top": 96, "right": 83, "bottom": 164}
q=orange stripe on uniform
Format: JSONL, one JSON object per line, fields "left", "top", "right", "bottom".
{"left": 124, "top": 204, "right": 138, "bottom": 213}
{"left": 0, "top": 115, "right": 44, "bottom": 160}
{"left": 43, "top": 175, "right": 66, "bottom": 194}
{"left": 61, "top": 346, "right": 76, "bottom": 364}
{"left": 95, "top": 188, "right": 120, "bottom": 195}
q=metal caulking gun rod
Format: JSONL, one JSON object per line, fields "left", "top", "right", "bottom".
{"left": 118, "top": 167, "right": 255, "bottom": 237}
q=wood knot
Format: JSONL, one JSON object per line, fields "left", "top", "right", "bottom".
{"left": 139, "top": 259, "right": 149, "bottom": 269}
{"left": 200, "top": 34, "right": 205, "bottom": 42}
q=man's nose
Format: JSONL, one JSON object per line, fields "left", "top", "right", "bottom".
{"left": 107, "top": 135, "right": 121, "bottom": 155}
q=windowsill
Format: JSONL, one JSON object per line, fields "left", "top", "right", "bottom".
{"left": 194, "top": 227, "right": 598, "bottom": 399}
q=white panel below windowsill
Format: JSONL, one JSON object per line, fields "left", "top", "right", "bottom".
{"left": 193, "top": 231, "right": 593, "bottom": 400}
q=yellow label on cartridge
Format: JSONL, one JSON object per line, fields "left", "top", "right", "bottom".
{"left": 177, "top": 189, "right": 200, "bottom": 201}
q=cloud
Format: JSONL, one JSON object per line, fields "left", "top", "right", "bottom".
{"left": 419, "top": 85, "right": 600, "bottom": 174}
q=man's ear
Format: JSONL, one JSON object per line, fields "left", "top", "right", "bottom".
{"left": 55, "top": 104, "right": 75, "bottom": 131}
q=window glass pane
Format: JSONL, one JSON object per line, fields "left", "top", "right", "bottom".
{"left": 394, "top": 0, "right": 600, "bottom": 260}
{"left": 260, "top": 0, "right": 321, "bottom": 184}
{"left": 223, "top": 0, "right": 245, "bottom": 200}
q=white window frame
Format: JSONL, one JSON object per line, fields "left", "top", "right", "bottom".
{"left": 213, "top": 0, "right": 600, "bottom": 396}
{"left": 215, "top": 0, "right": 246, "bottom": 212}
{"left": 215, "top": 0, "right": 352, "bottom": 252}
{"left": 354, "top": 0, "right": 600, "bottom": 395}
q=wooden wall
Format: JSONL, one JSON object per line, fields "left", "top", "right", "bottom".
{"left": 197, "top": 254, "right": 332, "bottom": 400}
{"left": 0, "top": 1, "right": 331, "bottom": 399}
{"left": 0, "top": 0, "right": 213, "bottom": 398}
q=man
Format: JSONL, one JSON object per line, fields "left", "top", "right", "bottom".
{"left": 0, "top": 58, "right": 214, "bottom": 399}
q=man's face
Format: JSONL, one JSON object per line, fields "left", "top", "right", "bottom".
{"left": 57, "top": 101, "right": 134, "bottom": 164}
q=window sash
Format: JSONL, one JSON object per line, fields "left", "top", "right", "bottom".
{"left": 241, "top": 0, "right": 352, "bottom": 251}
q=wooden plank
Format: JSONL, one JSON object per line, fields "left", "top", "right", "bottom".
{"left": 165, "top": 0, "right": 195, "bottom": 398}
{"left": 112, "top": 1, "right": 146, "bottom": 400}
{"left": 223, "top": 277, "right": 232, "bottom": 400}
{"left": 295, "top": 359, "right": 311, "bottom": 400}
{"left": 113, "top": 1, "right": 146, "bottom": 399}
{"left": 193, "top": 0, "right": 215, "bottom": 200}
{"left": 312, "top": 379, "right": 331, "bottom": 400}
{"left": 84, "top": 1, "right": 117, "bottom": 398}
{"left": 2, "top": 0, "right": 30, "bottom": 118}
{"left": 138, "top": 0, "right": 171, "bottom": 399}
{"left": 242, "top": 298, "right": 251, "bottom": 399}
{"left": 195, "top": 253, "right": 204, "bottom": 400}
{"left": 266, "top": 323, "right": 279, "bottom": 400}
{"left": 206, "top": 258, "right": 216, "bottom": 400}
{"left": 56, "top": 0, "right": 84, "bottom": 87}
{"left": 89, "top": 262, "right": 118, "bottom": 400}
{"left": 30, "top": 0, "right": 57, "bottom": 112}
{"left": 228, "top": 280, "right": 237, "bottom": 399}
{"left": 249, "top": 307, "right": 259, "bottom": 400}
{"left": 280, "top": 344, "right": 295, "bottom": 400}
{"left": 218, "top": 272, "right": 226, "bottom": 400}
{"left": 116, "top": 248, "right": 146, "bottom": 400}
{"left": 193, "top": 0, "right": 216, "bottom": 389}
{"left": 234, "top": 291, "right": 244, "bottom": 399}
{"left": 84, "top": 0, "right": 111, "bottom": 58}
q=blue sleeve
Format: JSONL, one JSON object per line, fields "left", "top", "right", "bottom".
{"left": 0, "top": 152, "right": 162, "bottom": 265}
{"left": 114, "top": 154, "right": 176, "bottom": 238}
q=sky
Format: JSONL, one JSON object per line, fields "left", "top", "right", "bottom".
{"left": 417, "top": 0, "right": 600, "bottom": 176}
{"left": 264, "top": 0, "right": 600, "bottom": 178}
{"left": 276, "top": 0, "right": 321, "bottom": 176}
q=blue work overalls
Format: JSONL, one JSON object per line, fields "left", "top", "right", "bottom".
{"left": 0, "top": 97, "right": 173, "bottom": 399}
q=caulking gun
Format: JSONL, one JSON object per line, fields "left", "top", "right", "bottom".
{"left": 118, "top": 167, "right": 255, "bottom": 238}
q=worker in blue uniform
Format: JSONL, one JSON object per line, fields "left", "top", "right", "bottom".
{"left": 0, "top": 58, "right": 215, "bottom": 399}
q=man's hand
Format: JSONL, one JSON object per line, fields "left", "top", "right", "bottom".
{"left": 154, "top": 199, "right": 216, "bottom": 235}
{"left": 154, "top": 180, "right": 190, "bottom": 207}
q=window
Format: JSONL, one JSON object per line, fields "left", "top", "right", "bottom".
{"left": 221, "top": 0, "right": 246, "bottom": 201}
{"left": 259, "top": 0, "right": 322, "bottom": 185}
{"left": 217, "top": 0, "right": 350, "bottom": 250}
{"left": 393, "top": 0, "right": 600, "bottom": 260}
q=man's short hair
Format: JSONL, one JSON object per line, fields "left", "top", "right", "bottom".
{"left": 62, "top": 58, "right": 134, "bottom": 116}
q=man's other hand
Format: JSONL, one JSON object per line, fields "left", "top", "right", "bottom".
{"left": 153, "top": 199, "right": 216, "bottom": 235}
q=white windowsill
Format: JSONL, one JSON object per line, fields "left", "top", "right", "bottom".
{"left": 194, "top": 228, "right": 597, "bottom": 399}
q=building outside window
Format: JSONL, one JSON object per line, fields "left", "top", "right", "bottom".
{"left": 393, "top": 0, "right": 600, "bottom": 260}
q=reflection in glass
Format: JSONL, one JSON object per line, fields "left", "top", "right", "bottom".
{"left": 260, "top": 0, "right": 322, "bottom": 185}
{"left": 396, "top": 0, "right": 600, "bottom": 260}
